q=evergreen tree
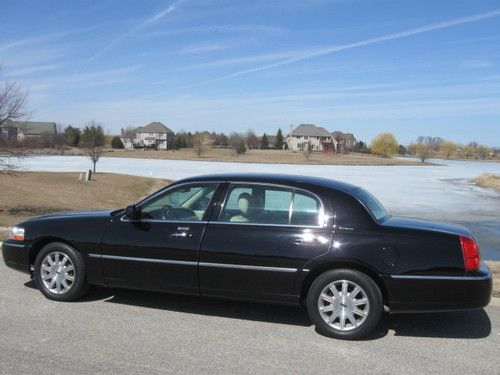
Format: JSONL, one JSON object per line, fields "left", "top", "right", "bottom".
{"left": 275, "top": 128, "right": 284, "bottom": 149}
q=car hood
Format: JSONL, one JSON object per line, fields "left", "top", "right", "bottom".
{"left": 381, "top": 216, "right": 472, "bottom": 237}
{"left": 24, "top": 209, "right": 116, "bottom": 223}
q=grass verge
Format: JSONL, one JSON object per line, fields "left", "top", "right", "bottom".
{"left": 31, "top": 147, "right": 431, "bottom": 166}
{"left": 472, "top": 173, "right": 500, "bottom": 191}
{"left": 0, "top": 171, "right": 168, "bottom": 228}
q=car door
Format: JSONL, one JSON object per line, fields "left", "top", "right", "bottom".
{"left": 100, "top": 182, "right": 219, "bottom": 294}
{"left": 199, "top": 183, "right": 332, "bottom": 303}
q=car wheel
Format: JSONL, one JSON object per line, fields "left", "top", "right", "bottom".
{"left": 34, "top": 242, "right": 89, "bottom": 301}
{"left": 307, "top": 269, "right": 383, "bottom": 339}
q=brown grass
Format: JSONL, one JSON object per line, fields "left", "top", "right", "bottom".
{"left": 472, "top": 173, "right": 500, "bottom": 190}
{"left": 486, "top": 261, "right": 500, "bottom": 298}
{"left": 0, "top": 172, "right": 168, "bottom": 229}
{"left": 30, "top": 147, "right": 430, "bottom": 165}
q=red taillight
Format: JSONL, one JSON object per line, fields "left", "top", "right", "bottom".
{"left": 460, "top": 236, "right": 480, "bottom": 271}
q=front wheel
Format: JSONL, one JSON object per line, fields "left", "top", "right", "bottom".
{"left": 34, "top": 242, "right": 89, "bottom": 301}
{"left": 307, "top": 269, "right": 383, "bottom": 339}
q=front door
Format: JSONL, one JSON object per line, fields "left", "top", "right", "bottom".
{"left": 199, "top": 183, "right": 332, "bottom": 303}
{"left": 100, "top": 182, "right": 219, "bottom": 294}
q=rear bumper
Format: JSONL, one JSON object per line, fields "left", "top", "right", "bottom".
{"left": 384, "top": 262, "right": 492, "bottom": 313}
{"left": 2, "top": 240, "right": 31, "bottom": 274}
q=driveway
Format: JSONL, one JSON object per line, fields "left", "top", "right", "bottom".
{"left": 0, "top": 254, "right": 498, "bottom": 375}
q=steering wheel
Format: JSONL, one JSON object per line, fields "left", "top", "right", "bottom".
{"left": 161, "top": 205, "right": 173, "bottom": 220}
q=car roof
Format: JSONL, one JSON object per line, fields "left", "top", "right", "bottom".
{"left": 176, "top": 173, "right": 359, "bottom": 194}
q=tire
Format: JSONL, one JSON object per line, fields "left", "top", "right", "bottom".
{"left": 34, "top": 242, "right": 89, "bottom": 301}
{"left": 307, "top": 269, "right": 383, "bottom": 339}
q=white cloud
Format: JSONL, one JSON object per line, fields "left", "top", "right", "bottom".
{"left": 461, "top": 60, "right": 494, "bottom": 69}
{"left": 179, "top": 41, "right": 237, "bottom": 54}
{"left": 82, "top": 0, "right": 184, "bottom": 66}
{"left": 162, "top": 8, "right": 500, "bottom": 93}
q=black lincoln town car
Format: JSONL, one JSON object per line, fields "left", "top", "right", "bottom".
{"left": 2, "top": 174, "right": 492, "bottom": 339}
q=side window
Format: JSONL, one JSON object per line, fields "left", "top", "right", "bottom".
{"left": 291, "top": 192, "right": 321, "bottom": 226}
{"left": 140, "top": 183, "right": 217, "bottom": 221}
{"left": 220, "top": 184, "right": 322, "bottom": 226}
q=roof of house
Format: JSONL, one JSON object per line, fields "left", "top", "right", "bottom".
{"left": 332, "top": 131, "right": 356, "bottom": 141}
{"left": 136, "top": 122, "right": 173, "bottom": 134}
{"left": 6, "top": 120, "right": 57, "bottom": 135}
{"left": 291, "top": 124, "right": 332, "bottom": 137}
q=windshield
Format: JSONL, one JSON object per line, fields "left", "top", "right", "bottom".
{"left": 352, "top": 188, "right": 389, "bottom": 222}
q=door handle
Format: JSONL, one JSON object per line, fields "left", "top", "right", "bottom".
{"left": 170, "top": 227, "right": 192, "bottom": 239}
{"left": 292, "top": 237, "right": 303, "bottom": 245}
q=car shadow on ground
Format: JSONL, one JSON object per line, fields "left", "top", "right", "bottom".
{"left": 24, "top": 282, "right": 492, "bottom": 339}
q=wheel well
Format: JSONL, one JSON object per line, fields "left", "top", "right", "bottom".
{"left": 29, "top": 237, "right": 68, "bottom": 266}
{"left": 300, "top": 261, "right": 389, "bottom": 305}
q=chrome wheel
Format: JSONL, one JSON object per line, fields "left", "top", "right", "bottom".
{"left": 40, "top": 251, "right": 75, "bottom": 295}
{"left": 318, "top": 279, "right": 370, "bottom": 331}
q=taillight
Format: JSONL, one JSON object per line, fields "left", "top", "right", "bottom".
{"left": 460, "top": 236, "right": 480, "bottom": 271}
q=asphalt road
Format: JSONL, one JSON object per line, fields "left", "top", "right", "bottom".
{"left": 1, "top": 255, "right": 499, "bottom": 375}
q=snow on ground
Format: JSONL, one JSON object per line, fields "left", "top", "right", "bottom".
{"left": 16, "top": 155, "right": 500, "bottom": 259}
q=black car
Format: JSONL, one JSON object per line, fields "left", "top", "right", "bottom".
{"left": 2, "top": 174, "right": 492, "bottom": 339}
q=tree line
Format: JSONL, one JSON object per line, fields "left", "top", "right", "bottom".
{"left": 369, "top": 133, "right": 495, "bottom": 162}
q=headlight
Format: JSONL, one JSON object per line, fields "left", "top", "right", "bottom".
{"left": 9, "top": 227, "right": 25, "bottom": 241}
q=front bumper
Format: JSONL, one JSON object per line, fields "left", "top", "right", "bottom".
{"left": 383, "top": 262, "right": 492, "bottom": 313}
{"left": 2, "top": 240, "right": 31, "bottom": 274}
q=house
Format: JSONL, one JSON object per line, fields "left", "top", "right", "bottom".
{"left": 1, "top": 120, "right": 57, "bottom": 141}
{"left": 120, "top": 122, "right": 174, "bottom": 150}
{"left": 286, "top": 124, "right": 337, "bottom": 152}
{"left": 0, "top": 122, "right": 18, "bottom": 141}
{"left": 332, "top": 131, "right": 357, "bottom": 153}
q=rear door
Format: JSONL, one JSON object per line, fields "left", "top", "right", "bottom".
{"left": 100, "top": 182, "right": 219, "bottom": 294}
{"left": 199, "top": 183, "right": 332, "bottom": 303}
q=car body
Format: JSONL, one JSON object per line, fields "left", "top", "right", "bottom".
{"left": 2, "top": 173, "right": 492, "bottom": 339}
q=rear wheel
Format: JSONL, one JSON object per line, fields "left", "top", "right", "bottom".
{"left": 34, "top": 242, "right": 88, "bottom": 301}
{"left": 307, "top": 269, "right": 383, "bottom": 339}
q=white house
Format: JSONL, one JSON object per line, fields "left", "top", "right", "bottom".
{"left": 286, "top": 124, "right": 337, "bottom": 152}
{"left": 120, "top": 122, "right": 174, "bottom": 150}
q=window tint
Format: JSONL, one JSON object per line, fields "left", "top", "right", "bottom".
{"left": 291, "top": 192, "right": 321, "bottom": 226}
{"left": 220, "top": 184, "right": 321, "bottom": 226}
{"left": 140, "top": 184, "right": 217, "bottom": 221}
{"left": 352, "top": 188, "right": 388, "bottom": 222}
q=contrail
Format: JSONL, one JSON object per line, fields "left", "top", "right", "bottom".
{"left": 82, "top": 0, "right": 184, "bottom": 67}
{"left": 161, "top": 8, "right": 500, "bottom": 94}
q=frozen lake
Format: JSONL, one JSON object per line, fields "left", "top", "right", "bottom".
{"left": 14, "top": 155, "right": 500, "bottom": 259}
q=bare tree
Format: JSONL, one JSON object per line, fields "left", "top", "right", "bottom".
{"left": 0, "top": 68, "right": 30, "bottom": 174}
{"left": 303, "top": 141, "right": 312, "bottom": 160}
{"left": 192, "top": 133, "right": 205, "bottom": 157}
{"left": 81, "top": 121, "right": 105, "bottom": 173}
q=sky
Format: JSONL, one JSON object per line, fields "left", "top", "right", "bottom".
{"left": 1, "top": 0, "right": 500, "bottom": 146}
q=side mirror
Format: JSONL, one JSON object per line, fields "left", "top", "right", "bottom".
{"left": 124, "top": 204, "right": 141, "bottom": 220}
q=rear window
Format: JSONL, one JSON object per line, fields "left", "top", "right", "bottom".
{"left": 352, "top": 188, "right": 389, "bottom": 222}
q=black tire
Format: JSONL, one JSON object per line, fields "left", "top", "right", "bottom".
{"left": 307, "top": 269, "right": 383, "bottom": 339}
{"left": 34, "top": 242, "right": 89, "bottom": 301}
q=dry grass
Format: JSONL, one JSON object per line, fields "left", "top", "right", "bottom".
{"left": 30, "top": 147, "right": 429, "bottom": 165}
{"left": 103, "top": 148, "right": 429, "bottom": 165}
{"left": 0, "top": 172, "right": 168, "bottom": 229}
{"left": 472, "top": 173, "right": 500, "bottom": 190}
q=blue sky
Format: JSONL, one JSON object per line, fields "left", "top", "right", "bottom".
{"left": 1, "top": 0, "right": 500, "bottom": 146}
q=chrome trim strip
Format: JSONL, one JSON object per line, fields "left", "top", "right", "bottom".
{"left": 199, "top": 262, "right": 297, "bottom": 273}
{"left": 391, "top": 274, "right": 490, "bottom": 281}
{"left": 100, "top": 254, "right": 196, "bottom": 266}
{"left": 3, "top": 242, "right": 26, "bottom": 248}
{"left": 95, "top": 254, "right": 298, "bottom": 272}
{"left": 120, "top": 216, "right": 208, "bottom": 224}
